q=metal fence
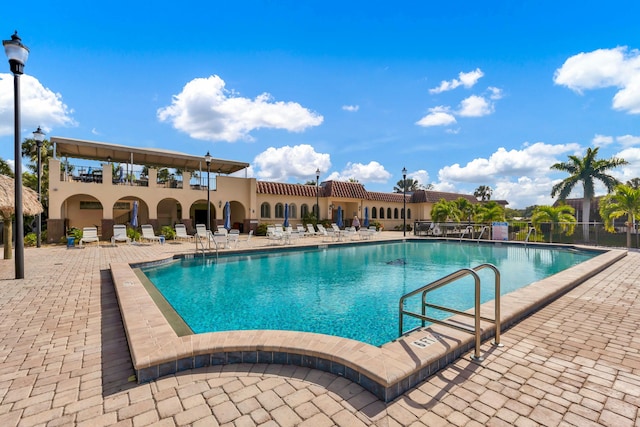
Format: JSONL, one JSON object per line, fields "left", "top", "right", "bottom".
{"left": 413, "top": 221, "right": 640, "bottom": 250}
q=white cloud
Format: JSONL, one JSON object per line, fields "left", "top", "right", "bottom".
{"left": 157, "top": 75, "right": 324, "bottom": 142}
{"left": 342, "top": 105, "right": 359, "bottom": 112}
{"left": 488, "top": 86, "right": 503, "bottom": 100}
{"left": 554, "top": 46, "right": 640, "bottom": 114}
{"left": 325, "top": 161, "right": 391, "bottom": 184}
{"left": 457, "top": 95, "right": 493, "bottom": 117}
{"left": 416, "top": 106, "right": 457, "bottom": 127}
{"left": 445, "top": 128, "right": 460, "bottom": 134}
{"left": 617, "top": 134, "right": 640, "bottom": 147}
{"left": 429, "top": 68, "right": 484, "bottom": 94}
{"left": 409, "top": 169, "right": 430, "bottom": 188}
{"left": 0, "top": 74, "right": 76, "bottom": 136}
{"left": 493, "top": 176, "right": 557, "bottom": 207}
{"left": 614, "top": 147, "right": 640, "bottom": 181}
{"left": 592, "top": 134, "right": 614, "bottom": 146}
{"left": 253, "top": 144, "right": 330, "bottom": 181}
{"left": 438, "top": 142, "right": 582, "bottom": 183}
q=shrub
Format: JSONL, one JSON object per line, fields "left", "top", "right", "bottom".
{"left": 24, "top": 233, "right": 37, "bottom": 247}
{"left": 256, "top": 223, "right": 270, "bottom": 236}
{"left": 160, "top": 225, "right": 175, "bottom": 240}
{"left": 127, "top": 227, "right": 141, "bottom": 242}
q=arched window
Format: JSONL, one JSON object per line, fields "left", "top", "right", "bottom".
{"left": 401, "top": 208, "right": 404, "bottom": 219}
{"left": 394, "top": 208, "right": 399, "bottom": 219}
{"left": 372, "top": 207, "right": 377, "bottom": 219}
{"left": 301, "top": 204, "right": 309, "bottom": 217}
{"left": 387, "top": 208, "right": 392, "bottom": 218}
{"left": 289, "top": 203, "right": 297, "bottom": 219}
{"left": 407, "top": 208, "right": 411, "bottom": 220}
{"left": 275, "top": 203, "right": 284, "bottom": 218}
{"left": 312, "top": 204, "right": 319, "bottom": 218}
{"left": 379, "top": 206, "right": 384, "bottom": 219}
{"left": 260, "top": 202, "right": 271, "bottom": 218}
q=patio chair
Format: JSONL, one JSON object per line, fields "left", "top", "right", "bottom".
{"left": 174, "top": 224, "right": 193, "bottom": 242}
{"left": 111, "top": 224, "right": 131, "bottom": 245}
{"left": 140, "top": 224, "right": 162, "bottom": 243}
{"left": 79, "top": 226, "right": 100, "bottom": 247}
{"left": 266, "top": 225, "right": 285, "bottom": 245}
{"left": 227, "top": 229, "right": 240, "bottom": 248}
{"left": 306, "top": 224, "right": 318, "bottom": 237}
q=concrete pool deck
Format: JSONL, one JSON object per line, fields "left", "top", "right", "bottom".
{"left": 0, "top": 233, "right": 639, "bottom": 425}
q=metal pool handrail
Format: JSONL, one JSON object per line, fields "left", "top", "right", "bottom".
{"left": 398, "top": 263, "right": 501, "bottom": 361}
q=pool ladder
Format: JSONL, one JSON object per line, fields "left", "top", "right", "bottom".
{"left": 194, "top": 231, "right": 219, "bottom": 261}
{"left": 398, "top": 263, "right": 502, "bottom": 361}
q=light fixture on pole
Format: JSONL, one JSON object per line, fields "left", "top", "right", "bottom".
{"left": 315, "top": 168, "right": 320, "bottom": 221}
{"left": 402, "top": 167, "right": 407, "bottom": 237}
{"left": 4, "top": 31, "right": 29, "bottom": 279}
{"left": 33, "top": 126, "right": 45, "bottom": 248}
{"left": 204, "top": 151, "right": 212, "bottom": 231}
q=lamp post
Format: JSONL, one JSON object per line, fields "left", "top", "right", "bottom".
{"left": 315, "top": 168, "right": 320, "bottom": 221}
{"left": 4, "top": 32, "right": 29, "bottom": 279}
{"left": 33, "top": 126, "right": 45, "bottom": 248}
{"left": 205, "top": 151, "right": 212, "bottom": 231}
{"left": 402, "top": 167, "right": 407, "bottom": 237}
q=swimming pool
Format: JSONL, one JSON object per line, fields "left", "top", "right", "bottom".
{"left": 142, "top": 241, "right": 597, "bottom": 346}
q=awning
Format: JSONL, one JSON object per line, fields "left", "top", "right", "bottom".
{"left": 50, "top": 136, "right": 249, "bottom": 174}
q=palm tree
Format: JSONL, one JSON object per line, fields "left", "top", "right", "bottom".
{"left": 599, "top": 184, "right": 640, "bottom": 248}
{"left": 473, "top": 185, "right": 493, "bottom": 201}
{"left": 455, "top": 197, "right": 476, "bottom": 225}
{"left": 0, "top": 158, "right": 13, "bottom": 177}
{"left": 551, "top": 147, "right": 627, "bottom": 240}
{"left": 430, "top": 199, "right": 462, "bottom": 223}
{"left": 394, "top": 178, "right": 420, "bottom": 193}
{"left": 531, "top": 204, "right": 577, "bottom": 243}
{"left": 476, "top": 201, "right": 505, "bottom": 224}
{"left": 626, "top": 178, "right": 640, "bottom": 189}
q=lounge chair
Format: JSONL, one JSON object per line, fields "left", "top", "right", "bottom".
{"left": 194, "top": 224, "right": 213, "bottom": 250}
{"left": 111, "top": 224, "right": 131, "bottom": 245}
{"left": 240, "top": 230, "right": 254, "bottom": 246}
{"left": 212, "top": 232, "right": 228, "bottom": 249}
{"left": 306, "top": 224, "right": 318, "bottom": 237}
{"left": 79, "top": 226, "right": 100, "bottom": 247}
{"left": 227, "top": 229, "right": 240, "bottom": 248}
{"left": 140, "top": 224, "right": 162, "bottom": 243}
{"left": 266, "top": 226, "right": 285, "bottom": 245}
{"left": 174, "top": 224, "right": 193, "bottom": 242}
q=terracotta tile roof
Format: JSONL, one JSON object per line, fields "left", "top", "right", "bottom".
{"left": 410, "top": 190, "right": 478, "bottom": 204}
{"left": 367, "top": 191, "right": 408, "bottom": 203}
{"left": 257, "top": 181, "right": 324, "bottom": 197}
{"left": 322, "top": 181, "right": 369, "bottom": 199}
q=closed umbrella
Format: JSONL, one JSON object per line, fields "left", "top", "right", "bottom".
{"left": 224, "top": 201, "right": 231, "bottom": 230}
{"left": 337, "top": 206, "right": 343, "bottom": 228}
{"left": 131, "top": 200, "right": 138, "bottom": 227}
{"left": 363, "top": 207, "right": 370, "bottom": 227}
{"left": 0, "top": 174, "right": 44, "bottom": 260}
{"left": 283, "top": 203, "right": 289, "bottom": 227}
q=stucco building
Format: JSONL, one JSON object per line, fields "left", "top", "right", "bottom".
{"left": 46, "top": 137, "right": 478, "bottom": 243}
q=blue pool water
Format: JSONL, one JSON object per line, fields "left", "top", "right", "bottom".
{"left": 142, "top": 241, "right": 597, "bottom": 346}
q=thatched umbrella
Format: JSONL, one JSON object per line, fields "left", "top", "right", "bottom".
{"left": 0, "top": 174, "right": 44, "bottom": 260}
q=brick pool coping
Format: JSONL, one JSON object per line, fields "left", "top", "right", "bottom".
{"left": 110, "top": 241, "right": 626, "bottom": 402}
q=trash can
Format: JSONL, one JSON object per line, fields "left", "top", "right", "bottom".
{"left": 67, "top": 237, "right": 75, "bottom": 248}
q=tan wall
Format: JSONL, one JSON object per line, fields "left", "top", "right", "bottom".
{"left": 47, "top": 157, "right": 435, "bottom": 239}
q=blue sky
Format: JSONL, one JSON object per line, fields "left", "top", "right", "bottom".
{"left": 2, "top": 1, "right": 640, "bottom": 208}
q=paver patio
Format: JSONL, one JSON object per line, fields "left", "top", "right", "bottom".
{"left": 0, "top": 236, "right": 638, "bottom": 426}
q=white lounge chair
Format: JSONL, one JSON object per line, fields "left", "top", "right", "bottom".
{"left": 174, "top": 224, "right": 193, "bottom": 242}
{"left": 111, "top": 224, "right": 131, "bottom": 245}
{"left": 79, "top": 226, "right": 100, "bottom": 247}
{"left": 212, "top": 232, "right": 228, "bottom": 249}
{"left": 140, "top": 224, "right": 162, "bottom": 243}
{"left": 267, "top": 225, "right": 285, "bottom": 245}
{"left": 306, "top": 224, "right": 318, "bottom": 237}
{"left": 227, "top": 229, "right": 240, "bottom": 248}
